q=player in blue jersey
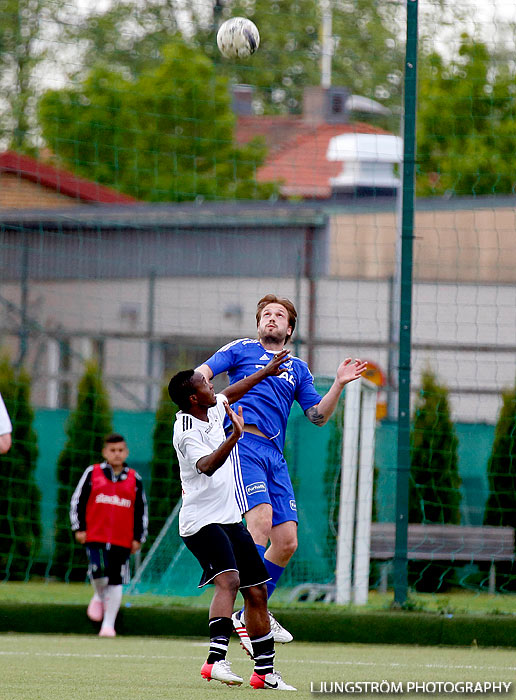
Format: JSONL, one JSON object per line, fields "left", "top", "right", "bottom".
{"left": 197, "top": 293, "right": 367, "bottom": 652}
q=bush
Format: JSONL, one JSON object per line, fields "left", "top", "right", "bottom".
{"left": 146, "top": 383, "right": 181, "bottom": 551}
{"left": 53, "top": 360, "right": 112, "bottom": 580}
{"left": 409, "top": 370, "right": 461, "bottom": 591}
{"left": 0, "top": 355, "right": 41, "bottom": 580}
{"left": 483, "top": 382, "right": 516, "bottom": 591}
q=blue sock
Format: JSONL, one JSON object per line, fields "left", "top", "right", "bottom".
{"left": 264, "top": 558, "right": 285, "bottom": 599}
{"left": 254, "top": 544, "right": 285, "bottom": 598}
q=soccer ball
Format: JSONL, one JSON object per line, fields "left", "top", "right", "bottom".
{"left": 217, "top": 17, "right": 260, "bottom": 59}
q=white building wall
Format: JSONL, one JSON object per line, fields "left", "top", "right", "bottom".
{"left": 1, "top": 276, "right": 514, "bottom": 420}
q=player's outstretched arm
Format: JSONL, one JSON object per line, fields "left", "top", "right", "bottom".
{"left": 222, "top": 349, "right": 290, "bottom": 404}
{"left": 305, "top": 358, "right": 368, "bottom": 427}
{"left": 196, "top": 363, "right": 214, "bottom": 381}
{"left": 196, "top": 405, "right": 244, "bottom": 476}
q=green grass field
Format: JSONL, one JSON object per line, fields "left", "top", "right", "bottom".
{"left": 3, "top": 581, "right": 516, "bottom": 615}
{"left": 1, "top": 633, "right": 515, "bottom": 700}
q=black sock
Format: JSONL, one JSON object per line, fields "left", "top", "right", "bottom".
{"left": 207, "top": 616, "right": 233, "bottom": 664}
{"left": 251, "top": 631, "right": 275, "bottom": 676}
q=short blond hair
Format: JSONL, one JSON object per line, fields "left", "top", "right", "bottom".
{"left": 255, "top": 294, "right": 297, "bottom": 335}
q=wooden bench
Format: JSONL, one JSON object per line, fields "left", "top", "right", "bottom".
{"left": 288, "top": 523, "right": 515, "bottom": 602}
{"left": 370, "top": 522, "right": 515, "bottom": 594}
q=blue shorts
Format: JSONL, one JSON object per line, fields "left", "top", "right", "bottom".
{"left": 232, "top": 432, "right": 298, "bottom": 527}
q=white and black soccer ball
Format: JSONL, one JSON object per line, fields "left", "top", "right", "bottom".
{"left": 217, "top": 17, "right": 260, "bottom": 59}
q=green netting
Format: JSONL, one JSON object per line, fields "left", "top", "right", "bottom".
{"left": 1, "top": 0, "right": 516, "bottom": 601}
{"left": 127, "top": 379, "right": 341, "bottom": 597}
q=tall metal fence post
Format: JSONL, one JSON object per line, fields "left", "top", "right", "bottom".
{"left": 394, "top": 0, "right": 419, "bottom": 606}
{"left": 146, "top": 268, "right": 156, "bottom": 410}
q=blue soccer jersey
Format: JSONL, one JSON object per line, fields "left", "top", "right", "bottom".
{"left": 204, "top": 338, "right": 322, "bottom": 452}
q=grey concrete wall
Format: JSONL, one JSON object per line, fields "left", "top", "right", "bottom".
{"left": 1, "top": 275, "right": 514, "bottom": 422}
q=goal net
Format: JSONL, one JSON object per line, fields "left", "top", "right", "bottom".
{"left": 127, "top": 377, "right": 377, "bottom": 598}
{"left": 1, "top": 0, "right": 515, "bottom": 601}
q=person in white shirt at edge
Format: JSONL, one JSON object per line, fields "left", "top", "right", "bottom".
{"left": 168, "top": 351, "right": 296, "bottom": 691}
{"left": 0, "top": 393, "right": 13, "bottom": 454}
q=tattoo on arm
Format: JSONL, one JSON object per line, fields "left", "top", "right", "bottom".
{"left": 305, "top": 405, "right": 325, "bottom": 426}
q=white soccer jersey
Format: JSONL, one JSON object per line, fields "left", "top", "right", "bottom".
{"left": 0, "top": 394, "right": 12, "bottom": 436}
{"left": 173, "top": 394, "right": 241, "bottom": 537}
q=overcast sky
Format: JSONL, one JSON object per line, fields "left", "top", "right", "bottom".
{"left": 419, "top": 0, "right": 516, "bottom": 53}
{"left": 41, "top": 0, "right": 516, "bottom": 93}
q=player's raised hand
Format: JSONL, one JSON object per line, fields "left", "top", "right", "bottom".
{"left": 336, "top": 358, "right": 368, "bottom": 386}
{"left": 225, "top": 403, "right": 244, "bottom": 438}
{"left": 264, "top": 348, "right": 291, "bottom": 375}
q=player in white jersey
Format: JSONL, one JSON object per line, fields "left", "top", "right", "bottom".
{"left": 197, "top": 294, "right": 367, "bottom": 648}
{"left": 168, "top": 352, "right": 296, "bottom": 691}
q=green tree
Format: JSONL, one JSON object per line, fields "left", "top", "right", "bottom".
{"left": 409, "top": 370, "right": 461, "bottom": 524}
{"left": 69, "top": 0, "right": 403, "bottom": 117}
{"left": 38, "top": 41, "right": 276, "bottom": 202}
{"left": 53, "top": 360, "right": 113, "bottom": 581}
{"left": 484, "top": 383, "right": 516, "bottom": 528}
{"left": 482, "top": 383, "right": 516, "bottom": 592}
{"left": 409, "top": 370, "right": 461, "bottom": 591}
{"left": 64, "top": 0, "right": 193, "bottom": 80}
{"left": 213, "top": 0, "right": 403, "bottom": 115}
{"left": 417, "top": 36, "right": 516, "bottom": 196}
{"left": 147, "top": 384, "right": 181, "bottom": 551}
{"left": 0, "top": 354, "right": 41, "bottom": 581}
{"left": 0, "top": 0, "right": 65, "bottom": 151}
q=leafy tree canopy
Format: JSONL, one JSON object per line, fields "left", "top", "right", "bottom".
{"left": 39, "top": 40, "right": 276, "bottom": 201}
{"left": 208, "top": 0, "right": 404, "bottom": 114}
{"left": 417, "top": 36, "right": 516, "bottom": 196}
{"left": 66, "top": 0, "right": 404, "bottom": 115}
{"left": 0, "top": 0, "right": 62, "bottom": 151}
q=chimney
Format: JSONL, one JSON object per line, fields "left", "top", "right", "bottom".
{"left": 232, "top": 84, "right": 254, "bottom": 116}
{"left": 303, "top": 86, "right": 349, "bottom": 125}
{"left": 327, "top": 133, "right": 402, "bottom": 199}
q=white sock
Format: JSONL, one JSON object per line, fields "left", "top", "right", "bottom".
{"left": 101, "top": 585, "right": 123, "bottom": 630}
{"left": 91, "top": 576, "right": 108, "bottom": 602}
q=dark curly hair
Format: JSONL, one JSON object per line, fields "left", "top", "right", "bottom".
{"left": 168, "top": 369, "right": 196, "bottom": 411}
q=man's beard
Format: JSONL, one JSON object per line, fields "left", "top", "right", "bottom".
{"left": 259, "top": 328, "right": 287, "bottom": 345}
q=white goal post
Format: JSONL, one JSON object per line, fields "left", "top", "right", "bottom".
{"left": 335, "top": 377, "right": 378, "bottom": 605}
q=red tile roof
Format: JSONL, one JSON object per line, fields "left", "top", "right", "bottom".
{"left": 236, "top": 116, "right": 315, "bottom": 154}
{"left": 236, "top": 117, "right": 390, "bottom": 198}
{"left": 0, "top": 151, "right": 137, "bottom": 204}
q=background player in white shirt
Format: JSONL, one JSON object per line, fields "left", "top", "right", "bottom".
{"left": 168, "top": 353, "right": 296, "bottom": 691}
{"left": 196, "top": 294, "right": 367, "bottom": 647}
{"left": 0, "top": 393, "right": 13, "bottom": 454}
